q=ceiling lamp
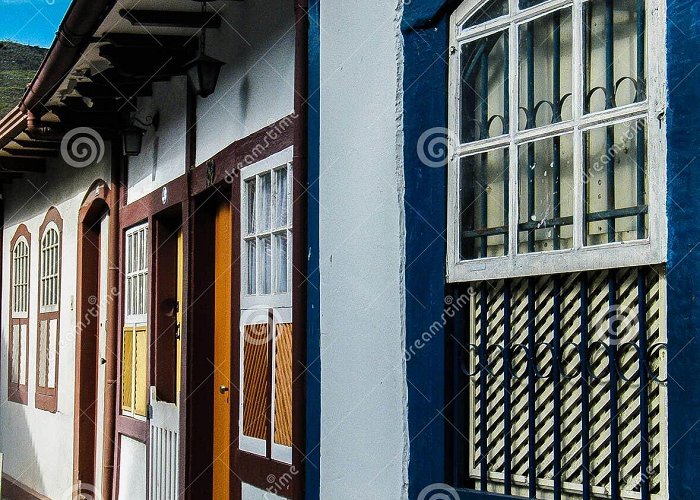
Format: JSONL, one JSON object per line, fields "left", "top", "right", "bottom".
{"left": 185, "top": 1, "right": 225, "bottom": 98}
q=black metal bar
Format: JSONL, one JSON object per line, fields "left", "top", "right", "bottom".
{"left": 638, "top": 268, "right": 650, "bottom": 500}
{"left": 527, "top": 278, "right": 537, "bottom": 498}
{"left": 553, "top": 275, "right": 562, "bottom": 499}
{"left": 608, "top": 273, "right": 621, "bottom": 500}
{"left": 463, "top": 226, "right": 508, "bottom": 238}
{"left": 606, "top": 125, "right": 616, "bottom": 242}
{"left": 636, "top": 120, "right": 646, "bottom": 239}
{"left": 583, "top": 2, "right": 591, "bottom": 114}
{"left": 480, "top": 50, "right": 489, "bottom": 257}
{"left": 526, "top": 22, "right": 536, "bottom": 252}
{"left": 553, "top": 136, "right": 562, "bottom": 250}
{"left": 605, "top": 0, "right": 615, "bottom": 109}
{"left": 580, "top": 272, "right": 591, "bottom": 500}
{"left": 636, "top": 0, "right": 646, "bottom": 100}
{"left": 479, "top": 282, "right": 489, "bottom": 490}
{"left": 503, "top": 280, "right": 512, "bottom": 494}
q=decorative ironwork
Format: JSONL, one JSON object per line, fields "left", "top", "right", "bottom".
{"left": 450, "top": 266, "right": 667, "bottom": 499}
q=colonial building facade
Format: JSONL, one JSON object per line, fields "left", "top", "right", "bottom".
{"left": 0, "top": 0, "right": 697, "bottom": 499}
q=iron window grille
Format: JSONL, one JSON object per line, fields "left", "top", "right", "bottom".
{"left": 447, "top": 0, "right": 667, "bottom": 283}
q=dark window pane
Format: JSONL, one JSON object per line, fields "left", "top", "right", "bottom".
{"left": 585, "top": 119, "right": 647, "bottom": 245}
{"left": 460, "top": 30, "right": 509, "bottom": 143}
{"left": 460, "top": 148, "right": 509, "bottom": 259}
{"left": 519, "top": 8, "right": 573, "bottom": 130}
{"left": 462, "top": 0, "right": 509, "bottom": 30}
{"left": 518, "top": 134, "right": 575, "bottom": 253}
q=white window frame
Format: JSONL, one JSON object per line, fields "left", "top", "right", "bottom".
{"left": 12, "top": 236, "right": 30, "bottom": 318}
{"left": 241, "top": 147, "right": 293, "bottom": 310}
{"left": 447, "top": 0, "right": 667, "bottom": 283}
{"left": 39, "top": 222, "right": 60, "bottom": 314}
{"left": 124, "top": 223, "right": 149, "bottom": 326}
{"left": 239, "top": 146, "right": 294, "bottom": 462}
{"left": 122, "top": 223, "right": 149, "bottom": 420}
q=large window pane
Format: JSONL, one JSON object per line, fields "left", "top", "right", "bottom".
{"left": 584, "top": 0, "right": 645, "bottom": 114}
{"left": 260, "top": 236, "right": 272, "bottom": 295}
{"left": 246, "top": 239, "right": 257, "bottom": 295}
{"left": 518, "top": 134, "right": 574, "bottom": 253}
{"left": 585, "top": 119, "right": 647, "bottom": 245}
{"left": 275, "top": 233, "right": 288, "bottom": 294}
{"left": 460, "top": 30, "right": 508, "bottom": 143}
{"left": 459, "top": 148, "right": 509, "bottom": 259}
{"left": 259, "top": 173, "right": 271, "bottom": 232}
{"left": 274, "top": 168, "right": 288, "bottom": 228}
{"left": 246, "top": 179, "right": 256, "bottom": 235}
{"left": 519, "top": 8, "right": 573, "bottom": 130}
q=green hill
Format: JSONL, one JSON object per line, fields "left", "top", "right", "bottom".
{"left": 0, "top": 41, "right": 48, "bottom": 117}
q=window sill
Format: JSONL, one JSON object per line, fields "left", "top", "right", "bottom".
{"left": 447, "top": 239, "right": 666, "bottom": 283}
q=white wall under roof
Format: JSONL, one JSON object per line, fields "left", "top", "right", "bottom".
{"left": 319, "top": 0, "right": 409, "bottom": 498}
{"left": 195, "top": 0, "right": 296, "bottom": 164}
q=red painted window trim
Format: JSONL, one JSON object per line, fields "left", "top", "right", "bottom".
{"left": 35, "top": 207, "right": 63, "bottom": 413}
{"left": 8, "top": 224, "right": 31, "bottom": 405}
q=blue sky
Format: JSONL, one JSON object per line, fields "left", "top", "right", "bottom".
{"left": 0, "top": 0, "right": 71, "bottom": 48}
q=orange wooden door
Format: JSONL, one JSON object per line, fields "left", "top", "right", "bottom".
{"left": 213, "top": 201, "right": 232, "bottom": 500}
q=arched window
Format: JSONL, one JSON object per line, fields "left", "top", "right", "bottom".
{"left": 8, "top": 225, "right": 31, "bottom": 405}
{"left": 36, "top": 208, "right": 63, "bottom": 412}
{"left": 447, "top": 0, "right": 665, "bottom": 282}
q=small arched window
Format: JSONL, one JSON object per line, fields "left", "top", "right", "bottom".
{"left": 447, "top": 0, "right": 666, "bottom": 282}
{"left": 36, "top": 208, "right": 63, "bottom": 412}
{"left": 8, "top": 225, "right": 31, "bottom": 404}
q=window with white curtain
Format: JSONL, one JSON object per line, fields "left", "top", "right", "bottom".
{"left": 447, "top": 0, "right": 666, "bottom": 282}
{"left": 240, "top": 147, "right": 294, "bottom": 465}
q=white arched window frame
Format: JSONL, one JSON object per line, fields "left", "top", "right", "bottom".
{"left": 446, "top": 0, "right": 667, "bottom": 283}
{"left": 12, "top": 237, "right": 30, "bottom": 317}
{"left": 39, "top": 222, "right": 60, "bottom": 313}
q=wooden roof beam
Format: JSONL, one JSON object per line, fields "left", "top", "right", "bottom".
{"left": 0, "top": 158, "right": 46, "bottom": 173}
{"left": 119, "top": 9, "right": 222, "bottom": 29}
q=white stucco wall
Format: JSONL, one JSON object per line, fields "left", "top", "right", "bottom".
{"left": 127, "top": 76, "right": 188, "bottom": 204}
{"left": 318, "top": 1, "right": 408, "bottom": 499}
{"left": 0, "top": 152, "right": 111, "bottom": 499}
{"left": 195, "top": 0, "right": 295, "bottom": 164}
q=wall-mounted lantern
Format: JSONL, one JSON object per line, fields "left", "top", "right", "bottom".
{"left": 122, "top": 112, "right": 160, "bottom": 157}
{"left": 186, "top": 1, "right": 225, "bottom": 98}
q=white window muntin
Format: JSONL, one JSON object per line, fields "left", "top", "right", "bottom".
{"left": 447, "top": 0, "right": 667, "bottom": 283}
{"left": 125, "top": 223, "right": 149, "bottom": 325}
{"left": 12, "top": 236, "right": 30, "bottom": 318}
{"left": 40, "top": 222, "right": 60, "bottom": 313}
{"left": 241, "top": 147, "right": 293, "bottom": 311}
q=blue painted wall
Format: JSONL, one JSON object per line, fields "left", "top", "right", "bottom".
{"left": 402, "top": 1, "right": 454, "bottom": 498}
{"left": 665, "top": 1, "right": 700, "bottom": 498}
{"left": 306, "top": 1, "right": 321, "bottom": 498}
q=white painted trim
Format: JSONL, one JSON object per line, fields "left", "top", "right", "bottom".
{"left": 11, "top": 235, "right": 30, "bottom": 318}
{"left": 124, "top": 223, "right": 149, "bottom": 326}
{"left": 447, "top": 0, "right": 667, "bottom": 283}
{"left": 270, "top": 307, "right": 293, "bottom": 465}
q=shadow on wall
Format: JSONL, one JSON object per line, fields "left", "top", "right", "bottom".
{"left": 0, "top": 329, "right": 45, "bottom": 499}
